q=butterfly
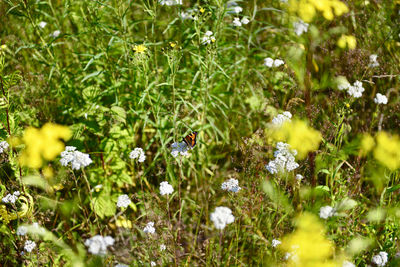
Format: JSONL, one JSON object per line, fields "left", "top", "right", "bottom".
{"left": 182, "top": 131, "right": 198, "bottom": 148}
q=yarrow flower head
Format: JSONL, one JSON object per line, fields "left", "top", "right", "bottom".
{"left": 372, "top": 251, "right": 388, "bottom": 266}
{"left": 347, "top": 80, "right": 364, "bottom": 98}
{"left": 272, "top": 239, "right": 282, "bottom": 247}
{"left": 171, "top": 141, "right": 190, "bottom": 157}
{"left": 129, "top": 147, "right": 146, "bottom": 162}
{"left": 158, "top": 0, "right": 182, "bottom": 6}
{"left": 2, "top": 191, "right": 21, "bottom": 204}
{"left": 179, "top": 8, "right": 198, "bottom": 20}
{"left": 85, "top": 235, "right": 115, "bottom": 255}
{"left": 271, "top": 111, "right": 292, "bottom": 127}
{"left": 210, "top": 206, "right": 235, "bottom": 230}
{"left": 264, "top": 58, "right": 285, "bottom": 68}
{"left": 143, "top": 222, "right": 156, "bottom": 234}
{"left": 117, "top": 194, "right": 131, "bottom": 208}
{"left": 293, "top": 20, "right": 309, "bottom": 36}
{"left": 221, "top": 178, "right": 241, "bottom": 193}
{"left": 0, "top": 141, "right": 9, "bottom": 154}
{"left": 319, "top": 206, "right": 335, "bottom": 219}
{"left": 60, "top": 146, "right": 92, "bottom": 170}
{"left": 342, "top": 260, "right": 355, "bottom": 267}
{"left": 159, "top": 181, "right": 174, "bottom": 196}
{"left": 16, "top": 226, "right": 28, "bottom": 236}
{"left": 374, "top": 93, "right": 388, "bottom": 105}
{"left": 24, "top": 240, "right": 36, "bottom": 253}
{"left": 369, "top": 54, "right": 379, "bottom": 68}
{"left": 265, "top": 142, "right": 299, "bottom": 174}
{"left": 202, "top": 31, "right": 216, "bottom": 45}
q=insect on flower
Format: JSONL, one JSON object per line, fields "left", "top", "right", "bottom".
{"left": 182, "top": 132, "right": 198, "bottom": 148}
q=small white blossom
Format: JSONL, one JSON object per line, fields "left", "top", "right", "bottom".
{"left": 293, "top": 20, "right": 309, "bottom": 36}
{"left": 2, "top": 191, "right": 20, "bottom": 204}
{"left": 273, "top": 59, "right": 285, "bottom": 67}
{"left": 0, "top": 141, "right": 9, "bottom": 154}
{"left": 24, "top": 240, "right": 36, "bottom": 253}
{"left": 265, "top": 142, "right": 299, "bottom": 174}
{"left": 51, "top": 30, "right": 61, "bottom": 38}
{"left": 374, "top": 93, "right": 388, "bottom": 105}
{"left": 338, "top": 81, "right": 350, "bottom": 91}
{"left": 151, "top": 262, "right": 156, "bottom": 267}
{"left": 342, "top": 260, "right": 355, "bottom": 267}
{"left": 221, "top": 178, "right": 241, "bottom": 193}
{"left": 369, "top": 54, "right": 379, "bottom": 68}
{"left": 117, "top": 194, "right": 131, "bottom": 208}
{"left": 60, "top": 146, "right": 93, "bottom": 170}
{"left": 129, "top": 147, "right": 146, "bottom": 162}
{"left": 171, "top": 141, "right": 190, "bottom": 157}
{"left": 372, "top": 251, "right": 388, "bottom": 266}
{"left": 179, "top": 9, "right": 197, "bottom": 20}
{"left": 295, "top": 174, "right": 303, "bottom": 182}
{"left": 233, "top": 17, "right": 242, "bottom": 27}
{"left": 202, "top": 31, "right": 216, "bottom": 45}
{"left": 160, "top": 244, "right": 166, "bottom": 251}
{"left": 233, "top": 6, "right": 243, "bottom": 14}
{"left": 241, "top": 17, "right": 250, "bottom": 25}
{"left": 210, "top": 207, "right": 235, "bottom": 230}
{"left": 264, "top": 57, "right": 274, "bottom": 67}
{"left": 159, "top": 181, "right": 174, "bottom": 196}
{"left": 16, "top": 226, "right": 28, "bottom": 236}
{"left": 271, "top": 111, "right": 292, "bottom": 127}
{"left": 347, "top": 80, "right": 364, "bottom": 98}
{"left": 143, "top": 222, "right": 155, "bottom": 234}
{"left": 158, "top": 0, "right": 182, "bottom": 5}
{"left": 38, "top": 21, "right": 47, "bottom": 29}
{"left": 319, "top": 206, "right": 335, "bottom": 219}
{"left": 85, "top": 235, "right": 114, "bottom": 255}
{"left": 115, "top": 264, "right": 129, "bottom": 267}
{"left": 272, "top": 239, "right": 281, "bottom": 247}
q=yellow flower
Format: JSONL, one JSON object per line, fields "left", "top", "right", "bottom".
{"left": 338, "top": 35, "right": 357, "bottom": 49}
{"left": 360, "top": 134, "right": 375, "bottom": 156}
{"left": 288, "top": 0, "right": 348, "bottom": 22}
{"left": 0, "top": 44, "right": 6, "bottom": 50}
{"left": 19, "top": 123, "right": 71, "bottom": 168}
{"left": 373, "top": 132, "right": 400, "bottom": 170}
{"left": 200, "top": 7, "right": 205, "bottom": 13}
{"left": 133, "top": 44, "right": 147, "bottom": 54}
{"left": 116, "top": 216, "right": 133, "bottom": 228}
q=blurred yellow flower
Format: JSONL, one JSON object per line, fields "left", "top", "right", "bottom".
{"left": 337, "top": 35, "right": 357, "bottom": 49}
{"left": 19, "top": 123, "right": 71, "bottom": 168}
{"left": 116, "top": 216, "right": 133, "bottom": 228}
{"left": 133, "top": 44, "right": 147, "bottom": 54}
{"left": 288, "top": 0, "right": 348, "bottom": 22}
{"left": 360, "top": 134, "right": 375, "bottom": 156}
{"left": 373, "top": 132, "right": 400, "bottom": 170}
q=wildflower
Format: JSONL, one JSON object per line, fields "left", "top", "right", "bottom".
{"left": 233, "top": 6, "right": 243, "bottom": 14}
{"left": 374, "top": 93, "right": 388, "bottom": 105}
{"left": 373, "top": 132, "right": 400, "bottom": 170}
{"left": 129, "top": 147, "right": 146, "bottom": 162}
{"left": 347, "top": 80, "right": 364, "bottom": 98}
{"left": 38, "top": 21, "right": 47, "bottom": 29}
{"left": 272, "top": 239, "right": 282, "bottom": 247}
{"left": 116, "top": 217, "right": 133, "bottom": 228}
{"left": 179, "top": 9, "right": 198, "bottom": 20}
{"left": 273, "top": 59, "right": 285, "bottom": 67}
{"left": 221, "top": 178, "right": 241, "bottom": 193}
{"left": 160, "top": 244, "right": 166, "bottom": 251}
{"left": 24, "top": 240, "right": 36, "bottom": 253}
{"left": 293, "top": 20, "right": 309, "bottom": 36}
{"left": 0, "top": 141, "right": 9, "bottom": 154}
{"left": 143, "top": 222, "right": 155, "bottom": 234}
{"left": 51, "top": 30, "right": 61, "bottom": 38}
{"left": 338, "top": 35, "right": 356, "bottom": 49}
{"left": 233, "top": 17, "right": 242, "bottom": 27}
{"left": 369, "top": 54, "right": 379, "bottom": 68}
{"left": 210, "top": 206, "right": 235, "bottom": 230}
{"left": 84, "top": 235, "right": 115, "bottom": 255}
{"left": 115, "top": 264, "right": 129, "bottom": 267}
{"left": 360, "top": 134, "right": 375, "bottom": 156}
{"left": 171, "top": 141, "right": 190, "bottom": 157}
{"left": 372, "top": 251, "right": 388, "bottom": 266}
{"left": 319, "top": 206, "right": 335, "bottom": 219}
{"left": 342, "top": 260, "right": 355, "bottom": 267}
{"left": 151, "top": 261, "right": 156, "bottom": 266}
{"left": 295, "top": 174, "right": 303, "bottom": 181}
{"left": 16, "top": 226, "right": 27, "bottom": 236}
{"left": 241, "top": 17, "right": 250, "bottom": 24}
{"left": 159, "top": 181, "right": 174, "bottom": 196}
{"left": 265, "top": 142, "right": 299, "bottom": 174}
{"left": 133, "top": 44, "right": 147, "bottom": 54}
{"left": 202, "top": 31, "right": 216, "bottom": 45}
{"left": 116, "top": 194, "right": 131, "bottom": 208}
{"left": 264, "top": 58, "right": 285, "bottom": 67}
{"left": 60, "top": 146, "right": 92, "bottom": 170}
{"left": 271, "top": 111, "right": 292, "bottom": 127}
{"left": 288, "top": 0, "right": 349, "bottom": 22}
{"left": 158, "top": 0, "right": 182, "bottom": 5}
{"left": 2, "top": 191, "right": 20, "bottom": 204}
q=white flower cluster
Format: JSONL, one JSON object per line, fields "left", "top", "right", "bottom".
{"left": 338, "top": 80, "right": 365, "bottom": 98}
{"left": 0, "top": 141, "right": 9, "bottom": 154}
{"left": 264, "top": 57, "right": 285, "bottom": 68}
{"left": 202, "top": 31, "right": 216, "bottom": 45}
{"left": 374, "top": 93, "right": 388, "bottom": 105}
{"left": 2, "top": 191, "right": 20, "bottom": 204}
{"left": 51, "top": 30, "right": 61, "bottom": 38}
{"left": 232, "top": 17, "right": 250, "bottom": 27}
{"left": 84, "top": 235, "right": 115, "bottom": 255}
{"left": 293, "top": 20, "right": 309, "bottom": 36}
{"left": 24, "top": 240, "right": 36, "bottom": 253}
{"left": 151, "top": 262, "right": 156, "bottom": 267}
{"left": 210, "top": 206, "right": 235, "bottom": 230}
{"left": 229, "top": 5, "right": 250, "bottom": 27}
{"left": 271, "top": 111, "right": 292, "bottom": 127}
{"left": 342, "top": 260, "right": 355, "bottom": 267}
{"left": 159, "top": 181, "right": 174, "bottom": 196}
{"left": 369, "top": 54, "right": 379, "bottom": 68}
{"left": 179, "top": 9, "right": 198, "bottom": 20}
{"left": 171, "top": 141, "right": 190, "bottom": 157}
{"left": 143, "top": 222, "right": 156, "bottom": 234}
{"left": 271, "top": 239, "right": 281, "bottom": 248}
{"left": 158, "top": 0, "right": 182, "bottom": 5}
{"left": 38, "top": 21, "right": 47, "bottom": 29}
{"left": 60, "top": 146, "right": 93, "bottom": 170}
{"left": 295, "top": 174, "right": 303, "bottom": 182}
{"left": 372, "top": 251, "right": 388, "bottom": 266}
{"left": 319, "top": 206, "right": 335, "bottom": 219}
{"left": 16, "top": 226, "right": 28, "bottom": 236}
{"left": 129, "top": 147, "right": 146, "bottom": 162}
{"left": 221, "top": 178, "right": 241, "bottom": 193}
{"left": 117, "top": 194, "right": 131, "bottom": 208}
{"left": 265, "top": 142, "right": 299, "bottom": 174}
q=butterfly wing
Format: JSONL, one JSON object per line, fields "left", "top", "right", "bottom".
{"left": 183, "top": 132, "right": 198, "bottom": 148}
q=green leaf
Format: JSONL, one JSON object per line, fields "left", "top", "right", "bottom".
{"left": 92, "top": 192, "right": 116, "bottom": 219}
{"left": 111, "top": 106, "right": 126, "bottom": 124}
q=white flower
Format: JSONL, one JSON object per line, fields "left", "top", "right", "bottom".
{"left": 151, "top": 262, "right": 156, "bottom": 267}
{"left": 129, "top": 147, "right": 146, "bottom": 162}
{"left": 369, "top": 54, "right": 379, "bottom": 68}
{"left": 241, "top": 17, "right": 250, "bottom": 25}
{"left": 319, "top": 206, "right": 335, "bottom": 219}
{"left": 338, "top": 81, "right": 350, "bottom": 91}
{"left": 293, "top": 20, "right": 309, "bottom": 36}
{"left": 2, "top": 192, "right": 19, "bottom": 204}
{"left": 210, "top": 206, "right": 235, "bottom": 230}
{"left": 16, "top": 226, "right": 28, "bottom": 236}
{"left": 51, "top": 30, "right": 61, "bottom": 38}
{"left": 160, "top": 244, "right": 166, "bottom": 251}
{"left": 202, "top": 31, "right": 216, "bottom": 45}
{"left": 342, "top": 260, "right": 355, "bottom": 267}
{"left": 0, "top": 141, "right": 9, "bottom": 154}
{"left": 60, "top": 146, "right": 93, "bottom": 170}
{"left": 24, "top": 240, "right": 36, "bottom": 253}
{"left": 233, "top": 17, "right": 242, "bottom": 27}
{"left": 272, "top": 239, "right": 281, "bottom": 247}
{"left": 38, "top": 21, "right": 47, "bottom": 29}
{"left": 84, "top": 235, "right": 114, "bottom": 255}
{"left": 271, "top": 111, "right": 292, "bottom": 127}
{"left": 143, "top": 222, "right": 155, "bottom": 234}
{"left": 171, "top": 141, "right": 190, "bottom": 157}
{"left": 273, "top": 59, "right": 285, "bottom": 67}
{"left": 264, "top": 57, "right": 274, "bottom": 67}
{"left": 179, "top": 10, "right": 197, "bottom": 20}
{"left": 374, "top": 93, "right": 388, "bottom": 105}
{"left": 158, "top": 0, "right": 182, "bottom": 5}
{"left": 233, "top": 6, "right": 243, "bottom": 14}
{"left": 372, "top": 251, "right": 388, "bottom": 266}
{"left": 115, "top": 264, "right": 129, "bottom": 267}
{"left": 221, "top": 178, "right": 241, "bottom": 193}
{"left": 347, "top": 80, "right": 364, "bottom": 98}
{"left": 117, "top": 194, "right": 131, "bottom": 208}
{"left": 295, "top": 174, "right": 303, "bottom": 181}
{"left": 159, "top": 181, "right": 174, "bottom": 196}
{"left": 265, "top": 142, "right": 299, "bottom": 174}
